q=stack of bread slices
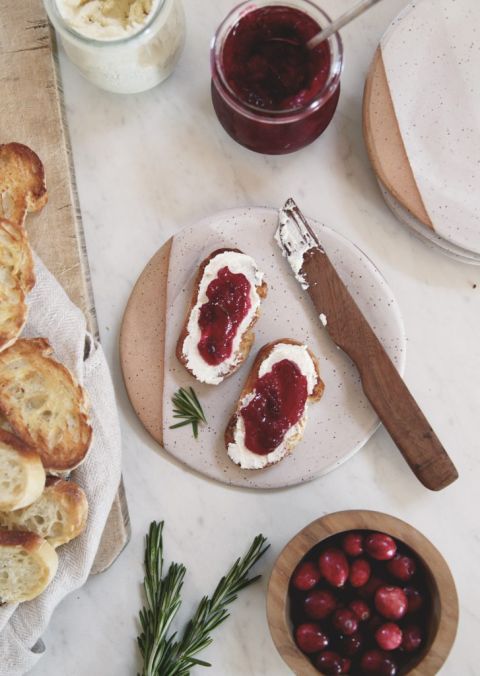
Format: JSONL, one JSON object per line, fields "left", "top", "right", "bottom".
{"left": 0, "top": 143, "right": 91, "bottom": 604}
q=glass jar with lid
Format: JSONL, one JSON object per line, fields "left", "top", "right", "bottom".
{"left": 43, "top": 0, "right": 185, "bottom": 94}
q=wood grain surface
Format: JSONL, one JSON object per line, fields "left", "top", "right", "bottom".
{"left": 303, "top": 248, "right": 458, "bottom": 491}
{"left": 0, "top": 0, "right": 129, "bottom": 573}
{"left": 267, "top": 510, "right": 459, "bottom": 676}
{"left": 363, "top": 49, "right": 434, "bottom": 231}
{"left": 120, "top": 239, "right": 172, "bottom": 447}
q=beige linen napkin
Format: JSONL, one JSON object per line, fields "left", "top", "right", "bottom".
{"left": 0, "top": 255, "right": 122, "bottom": 675}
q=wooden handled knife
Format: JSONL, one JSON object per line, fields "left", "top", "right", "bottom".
{"left": 275, "top": 198, "right": 458, "bottom": 491}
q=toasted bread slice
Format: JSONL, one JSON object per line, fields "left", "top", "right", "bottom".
{"left": 0, "top": 529, "right": 58, "bottom": 603}
{"left": 0, "top": 266, "right": 27, "bottom": 353}
{"left": 0, "top": 218, "right": 35, "bottom": 293}
{"left": 177, "top": 248, "right": 268, "bottom": 385}
{"left": 0, "top": 143, "right": 47, "bottom": 226}
{"left": 226, "top": 339, "right": 324, "bottom": 470}
{"left": 0, "top": 338, "right": 92, "bottom": 473}
{"left": 0, "top": 477, "right": 88, "bottom": 548}
{"left": 0, "top": 429, "right": 45, "bottom": 512}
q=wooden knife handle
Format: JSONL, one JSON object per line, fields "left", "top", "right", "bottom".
{"left": 304, "top": 252, "right": 458, "bottom": 491}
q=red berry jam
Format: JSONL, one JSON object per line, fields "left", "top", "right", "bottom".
{"left": 288, "top": 529, "right": 435, "bottom": 674}
{"left": 211, "top": 2, "right": 342, "bottom": 154}
{"left": 241, "top": 359, "right": 308, "bottom": 454}
{"left": 198, "top": 266, "right": 251, "bottom": 366}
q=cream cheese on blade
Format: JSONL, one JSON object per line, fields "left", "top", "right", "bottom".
{"left": 57, "top": 0, "right": 157, "bottom": 39}
{"left": 227, "top": 343, "right": 318, "bottom": 470}
{"left": 182, "top": 251, "right": 264, "bottom": 385}
{"left": 275, "top": 208, "right": 318, "bottom": 290}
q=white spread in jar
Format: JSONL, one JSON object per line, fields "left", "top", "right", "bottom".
{"left": 181, "top": 251, "right": 265, "bottom": 386}
{"left": 227, "top": 343, "right": 318, "bottom": 470}
{"left": 57, "top": 0, "right": 156, "bottom": 39}
{"left": 51, "top": 0, "right": 185, "bottom": 93}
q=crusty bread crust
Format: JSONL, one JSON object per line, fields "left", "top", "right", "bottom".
{"left": 225, "top": 339, "right": 324, "bottom": 467}
{"left": 176, "top": 248, "right": 268, "bottom": 383}
{"left": 0, "top": 528, "right": 58, "bottom": 603}
{"left": 0, "top": 338, "right": 92, "bottom": 473}
{"left": 0, "top": 266, "right": 27, "bottom": 353}
{"left": 0, "top": 477, "right": 88, "bottom": 548}
{"left": 0, "top": 218, "right": 35, "bottom": 293}
{"left": 0, "top": 428, "right": 46, "bottom": 511}
{"left": 0, "top": 143, "right": 47, "bottom": 226}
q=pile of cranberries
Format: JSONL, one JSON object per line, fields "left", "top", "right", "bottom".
{"left": 289, "top": 530, "right": 432, "bottom": 675}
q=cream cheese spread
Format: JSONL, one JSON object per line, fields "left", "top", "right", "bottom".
{"left": 227, "top": 343, "right": 318, "bottom": 470}
{"left": 57, "top": 0, "right": 156, "bottom": 39}
{"left": 182, "top": 251, "right": 264, "bottom": 385}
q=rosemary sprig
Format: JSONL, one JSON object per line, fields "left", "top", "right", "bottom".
{"left": 138, "top": 522, "right": 186, "bottom": 676}
{"left": 169, "top": 387, "right": 207, "bottom": 438}
{"left": 138, "top": 522, "right": 269, "bottom": 676}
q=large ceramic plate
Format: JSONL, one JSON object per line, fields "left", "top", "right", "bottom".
{"left": 121, "top": 207, "right": 406, "bottom": 489}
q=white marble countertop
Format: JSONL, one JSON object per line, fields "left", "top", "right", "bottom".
{"left": 32, "top": 1, "right": 479, "bottom": 673}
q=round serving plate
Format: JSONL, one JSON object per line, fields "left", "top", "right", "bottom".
{"left": 120, "top": 207, "right": 406, "bottom": 489}
{"left": 364, "top": 0, "right": 480, "bottom": 258}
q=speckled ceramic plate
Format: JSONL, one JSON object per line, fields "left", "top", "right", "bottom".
{"left": 121, "top": 207, "right": 406, "bottom": 489}
{"left": 380, "top": 182, "right": 480, "bottom": 266}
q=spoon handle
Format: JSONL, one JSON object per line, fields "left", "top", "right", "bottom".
{"left": 307, "top": 0, "right": 384, "bottom": 49}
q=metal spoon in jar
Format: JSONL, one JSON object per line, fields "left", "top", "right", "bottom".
{"left": 307, "top": 0, "right": 384, "bottom": 50}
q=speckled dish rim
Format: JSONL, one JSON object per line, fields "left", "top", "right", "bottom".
{"left": 380, "top": 181, "right": 480, "bottom": 266}
{"left": 162, "top": 207, "right": 407, "bottom": 488}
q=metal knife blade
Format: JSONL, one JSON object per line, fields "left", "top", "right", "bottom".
{"left": 276, "top": 198, "right": 458, "bottom": 491}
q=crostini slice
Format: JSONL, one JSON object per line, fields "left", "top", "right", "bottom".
{"left": 0, "top": 529, "right": 58, "bottom": 603}
{"left": 177, "top": 248, "right": 267, "bottom": 385}
{"left": 226, "top": 339, "right": 324, "bottom": 470}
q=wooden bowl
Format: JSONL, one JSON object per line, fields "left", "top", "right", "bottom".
{"left": 267, "top": 510, "right": 458, "bottom": 675}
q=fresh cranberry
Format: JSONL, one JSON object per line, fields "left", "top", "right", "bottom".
{"left": 349, "top": 599, "right": 371, "bottom": 622}
{"left": 294, "top": 623, "right": 329, "bottom": 654}
{"left": 359, "top": 575, "right": 384, "bottom": 599}
{"left": 338, "top": 630, "right": 363, "bottom": 656}
{"left": 319, "top": 548, "right": 349, "bottom": 588}
{"left": 361, "top": 649, "right": 397, "bottom": 675}
{"left": 349, "top": 558, "right": 371, "bottom": 588}
{"left": 387, "top": 554, "right": 416, "bottom": 582}
{"left": 365, "top": 533, "right": 397, "bottom": 561}
{"left": 375, "top": 587, "right": 408, "bottom": 620}
{"left": 315, "top": 651, "right": 350, "bottom": 675}
{"left": 332, "top": 608, "right": 358, "bottom": 636}
{"left": 304, "top": 589, "right": 337, "bottom": 620}
{"left": 342, "top": 532, "right": 364, "bottom": 557}
{"left": 291, "top": 560, "right": 321, "bottom": 591}
{"left": 401, "top": 624, "right": 423, "bottom": 652}
{"left": 404, "top": 586, "right": 424, "bottom": 613}
{"left": 375, "top": 622, "right": 403, "bottom": 650}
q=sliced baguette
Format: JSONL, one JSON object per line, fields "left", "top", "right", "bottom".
{"left": 225, "top": 339, "right": 324, "bottom": 470}
{"left": 0, "top": 429, "right": 45, "bottom": 512}
{"left": 0, "top": 338, "right": 93, "bottom": 473}
{"left": 177, "top": 248, "right": 268, "bottom": 385}
{"left": 0, "top": 218, "right": 35, "bottom": 293}
{"left": 0, "top": 143, "right": 47, "bottom": 226}
{"left": 0, "top": 477, "right": 88, "bottom": 548}
{"left": 0, "top": 529, "right": 58, "bottom": 603}
{"left": 0, "top": 265, "right": 27, "bottom": 353}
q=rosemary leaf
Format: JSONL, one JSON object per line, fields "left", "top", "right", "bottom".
{"left": 169, "top": 387, "right": 207, "bottom": 438}
{"left": 137, "top": 525, "right": 269, "bottom": 676}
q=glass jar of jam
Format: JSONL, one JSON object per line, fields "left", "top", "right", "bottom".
{"left": 210, "top": 0, "right": 343, "bottom": 155}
